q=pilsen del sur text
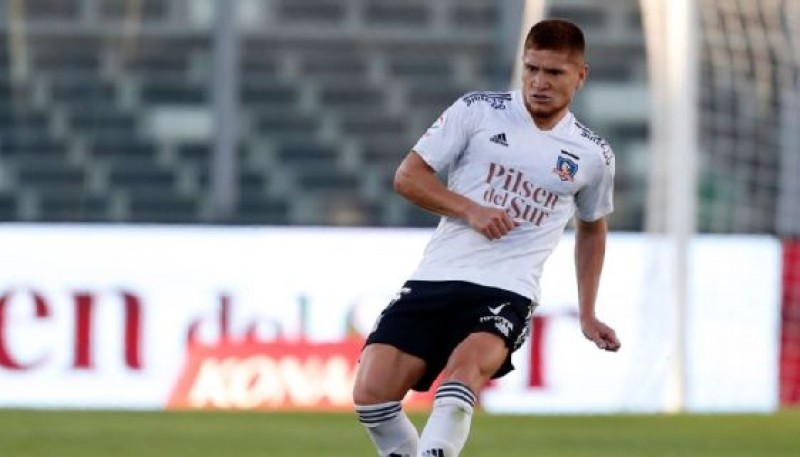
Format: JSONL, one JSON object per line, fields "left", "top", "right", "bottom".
{"left": 483, "top": 162, "right": 558, "bottom": 226}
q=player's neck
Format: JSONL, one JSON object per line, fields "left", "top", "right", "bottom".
{"left": 523, "top": 100, "right": 569, "bottom": 131}
{"left": 531, "top": 111, "right": 567, "bottom": 131}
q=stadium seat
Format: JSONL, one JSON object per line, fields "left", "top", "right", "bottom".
{"left": 275, "top": 0, "right": 347, "bottom": 24}
{"left": 364, "top": 1, "right": 430, "bottom": 27}
{"left": 407, "top": 86, "right": 467, "bottom": 114}
{"left": 140, "top": 79, "right": 207, "bottom": 105}
{"left": 294, "top": 165, "right": 360, "bottom": 195}
{"left": 241, "top": 53, "right": 280, "bottom": 77}
{"left": 0, "top": 192, "right": 17, "bottom": 221}
{"left": 67, "top": 106, "right": 137, "bottom": 134}
{"left": 126, "top": 190, "right": 199, "bottom": 223}
{"left": 99, "top": 0, "right": 168, "bottom": 21}
{"left": 32, "top": 41, "right": 100, "bottom": 73}
{"left": 119, "top": 53, "right": 189, "bottom": 79}
{"left": 275, "top": 140, "right": 341, "bottom": 170}
{"left": 319, "top": 84, "right": 384, "bottom": 112}
{"left": 450, "top": 2, "right": 501, "bottom": 30}
{"left": 49, "top": 76, "right": 116, "bottom": 103}
{"left": 37, "top": 192, "right": 109, "bottom": 222}
{"left": 197, "top": 168, "right": 268, "bottom": 196}
{"left": 387, "top": 54, "right": 452, "bottom": 83}
{"left": 299, "top": 51, "right": 368, "bottom": 80}
{"left": 105, "top": 159, "right": 177, "bottom": 196}
{"left": 360, "top": 135, "right": 409, "bottom": 171}
{"left": 549, "top": 5, "right": 608, "bottom": 31}
{"left": 240, "top": 79, "right": 299, "bottom": 111}
{"left": 89, "top": 136, "right": 158, "bottom": 161}
{"left": 175, "top": 143, "right": 212, "bottom": 166}
{"left": 22, "top": 0, "right": 81, "bottom": 20}
{"left": 0, "top": 108, "right": 49, "bottom": 135}
{"left": 235, "top": 196, "right": 290, "bottom": 225}
{"left": 15, "top": 159, "right": 87, "bottom": 193}
{"left": 0, "top": 132, "right": 66, "bottom": 158}
{"left": 257, "top": 113, "right": 319, "bottom": 140}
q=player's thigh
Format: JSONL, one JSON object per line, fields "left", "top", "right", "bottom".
{"left": 353, "top": 343, "right": 427, "bottom": 405}
{"left": 442, "top": 332, "right": 509, "bottom": 393}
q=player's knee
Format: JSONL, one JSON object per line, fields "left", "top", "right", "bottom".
{"left": 442, "top": 333, "right": 507, "bottom": 390}
{"left": 352, "top": 378, "right": 391, "bottom": 406}
{"left": 352, "top": 362, "right": 405, "bottom": 405}
{"left": 441, "top": 364, "right": 485, "bottom": 393}
{"left": 441, "top": 352, "right": 492, "bottom": 391}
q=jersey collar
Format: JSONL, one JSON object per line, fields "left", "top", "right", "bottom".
{"left": 513, "top": 90, "right": 574, "bottom": 133}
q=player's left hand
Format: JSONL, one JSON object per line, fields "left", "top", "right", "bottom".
{"left": 580, "top": 317, "right": 621, "bottom": 352}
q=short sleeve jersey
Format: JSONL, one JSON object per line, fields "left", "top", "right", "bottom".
{"left": 409, "top": 90, "right": 615, "bottom": 302}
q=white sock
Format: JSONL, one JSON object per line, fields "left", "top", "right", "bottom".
{"left": 355, "top": 401, "right": 419, "bottom": 457}
{"left": 417, "top": 382, "right": 476, "bottom": 457}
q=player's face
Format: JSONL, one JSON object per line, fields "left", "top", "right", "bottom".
{"left": 521, "top": 48, "right": 587, "bottom": 129}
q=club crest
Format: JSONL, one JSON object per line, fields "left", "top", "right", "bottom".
{"left": 553, "top": 156, "right": 578, "bottom": 182}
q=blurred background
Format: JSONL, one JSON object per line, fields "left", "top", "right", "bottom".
{"left": 0, "top": 0, "right": 799, "bottom": 423}
{"left": 0, "top": 0, "right": 653, "bottom": 228}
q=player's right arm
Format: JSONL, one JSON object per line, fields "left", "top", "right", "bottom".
{"left": 394, "top": 151, "right": 517, "bottom": 240}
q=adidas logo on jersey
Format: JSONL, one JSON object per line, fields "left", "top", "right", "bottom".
{"left": 421, "top": 449, "right": 445, "bottom": 457}
{"left": 489, "top": 132, "right": 508, "bottom": 147}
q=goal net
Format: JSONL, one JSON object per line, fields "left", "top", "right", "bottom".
{"left": 697, "top": 0, "right": 799, "bottom": 234}
{"left": 696, "top": 0, "right": 800, "bottom": 405}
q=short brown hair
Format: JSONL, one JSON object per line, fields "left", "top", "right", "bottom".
{"left": 524, "top": 18, "right": 585, "bottom": 56}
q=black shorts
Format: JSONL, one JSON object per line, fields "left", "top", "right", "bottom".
{"left": 364, "top": 280, "right": 535, "bottom": 392}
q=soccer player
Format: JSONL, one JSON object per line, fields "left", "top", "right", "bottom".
{"left": 353, "top": 19, "right": 620, "bottom": 457}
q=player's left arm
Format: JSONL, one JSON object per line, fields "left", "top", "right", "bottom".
{"left": 574, "top": 216, "right": 621, "bottom": 352}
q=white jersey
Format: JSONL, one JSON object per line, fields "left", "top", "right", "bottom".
{"left": 409, "top": 90, "right": 615, "bottom": 302}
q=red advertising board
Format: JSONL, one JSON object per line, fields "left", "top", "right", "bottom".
{"left": 167, "top": 339, "right": 436, "bottom": 411}
{"left": 781, "top": 239, "right": 800, "bottom": 405}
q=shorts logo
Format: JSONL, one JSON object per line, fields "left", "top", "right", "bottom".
{"left": 480, "top": 315, "right": 514, "bottom": 337}
{"left": 488, "top": 302, "right": 509, "bottom": 315}
{"left": 421, "top": 449, "right": 444, "bottom": 457}
{"left": 494, "top": 319, "right": 513, "bottom": 337}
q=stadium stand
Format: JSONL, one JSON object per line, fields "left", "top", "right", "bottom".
{"left": 0, "top": 0, "right": 649, "bottom": 229}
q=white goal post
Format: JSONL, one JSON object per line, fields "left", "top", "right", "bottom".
{"left": 640, "top": 0, "right": 699, "bottom": 414}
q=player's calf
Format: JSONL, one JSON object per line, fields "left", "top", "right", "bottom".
{"left": 355, "top": 401, "right": 419, "bottom": 457}
{"left": 417, "top": 381, "right": 476, "bottom": 457}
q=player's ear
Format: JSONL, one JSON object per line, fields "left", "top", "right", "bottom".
{"left": 577, "top": 63, "right": 589, "bottom": 90}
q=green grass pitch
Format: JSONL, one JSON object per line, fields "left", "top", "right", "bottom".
{"left": 1, "top": 409, "right": 799, "bottom": 456}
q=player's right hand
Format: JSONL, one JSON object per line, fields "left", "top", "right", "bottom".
{"left": 465, "top": 204, "right": 519, "bottom": 240}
